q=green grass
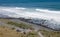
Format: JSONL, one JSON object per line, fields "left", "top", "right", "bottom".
{"left": 7, "top": 21, "right": 34, "bottom": 30}
{"left": 26, "top": 31, "right": 39, "bottom": 37}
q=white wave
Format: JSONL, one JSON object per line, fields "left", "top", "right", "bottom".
{"left": 0, "top": 7, "right": 60, "bottom": 22}
{"left": 36, "top": 9, "right": 60, "bottom": 14}
{"left": 15, "top": 7, "right": 26, "bottom": 10}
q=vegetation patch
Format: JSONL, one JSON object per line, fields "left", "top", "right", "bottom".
{"left": 7, "top": 21, "right": 34, "bottom": 30}
{"left": 0, "top": 26, "right": 39, "bottom": 37}
{"left": 26, "top": 31, "right": 39, "bottom": 37}
{"left": 39, "top": 30, "right": 60, "bottom": 37}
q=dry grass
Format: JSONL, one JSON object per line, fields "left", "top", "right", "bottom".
{"left": 0, "top": 18, "right": 39, "bottom": 37}
{"left": 0, "top": 19, "right": 11, "bottom": 23}
{"left": 39, "top": 30, "right": 60, "bottom": 37}
{"left": 0, "top": 26, "right": 24, "bottom": 37}
{"left": 0, "top": 26, "right": 39, "bottom": 37}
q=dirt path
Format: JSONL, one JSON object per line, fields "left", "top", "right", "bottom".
{"left": 38, "top": 32, "right": 44, "bottom": 37}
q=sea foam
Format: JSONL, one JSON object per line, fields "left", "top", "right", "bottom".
{"left": 0, "top": 7, "right": 60, "bottom": 22}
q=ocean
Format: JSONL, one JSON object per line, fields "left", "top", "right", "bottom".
{"left": 0, "top": 2, "right": 60, "bottom": 10}
{"left": 0, "top": 2, "right": 60, "bottom": 19}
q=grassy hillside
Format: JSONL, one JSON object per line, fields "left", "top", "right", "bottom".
{"left": 0, "top": 26, "right": 23, "bottom": 37}
{"left": 0, "top": 26, "right": 39, "bottom": 37}
{"left": 0, "top": 19, "right": 34, "bottom": 30}
{"left": 0, "top": 19, "right": 60, "bottom": 37}
{"left": 0, "top": 19, "right": 39, "bottom": 37}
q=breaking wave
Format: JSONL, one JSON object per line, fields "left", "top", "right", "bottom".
{"left": 0, "top": 6, "right": 60, "bottom": 30}
{"left": 0, "top": 7, "right": 60, "bottom": 22}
